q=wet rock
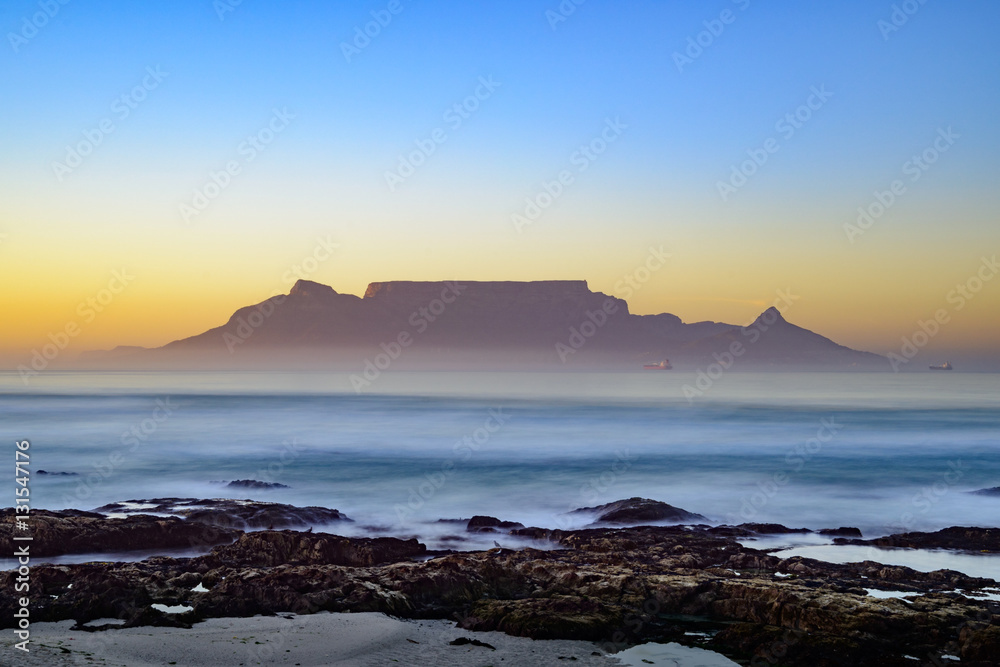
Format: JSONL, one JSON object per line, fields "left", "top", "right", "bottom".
{"left": 2, "top": 517, "right": 998, "bottom": 667}
{"left": 510, "top": 526, "right": 565, "bottom": 541}
{"left": 569, "top": 497, "right": 706, "bottom": 525}
{"left": 205, "top": 530, "right": 426, "bottom": 567}
{"left": 224, "top": 480, "right": 291, "bottom": 490}
{"left": 739, "top": 523, "right": 812, "bottom": 535}
{"left": 835, "top": 526, "right": 1000, "bottom": 552}
{"left": 462, "top": 597, "right": 624, "bottom": 640}
{"left": 94, "top": 498, "right": 350, "bottom": 530}
{"left": 449, "top": 637, "right": 496, "bottom": 649}
{"left": 0, "top": 509, "right": 240, "bottom": 557}
{"left": 466, "top": 516, "right": 525, "bottom": 533}
{"left": 819, "top": 527, "right": 863, "bottom": 538}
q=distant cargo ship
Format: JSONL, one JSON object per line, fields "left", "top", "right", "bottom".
{"left": 929, "top": 362, "right": 953, "bottom": 371}
{"left": 643, "top": 359, "right": 672, "bottom": 370}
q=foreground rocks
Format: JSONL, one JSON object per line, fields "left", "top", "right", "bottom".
{"left": 568, "top": 497, "right": 707, "bottom": 525}
{"left": 204, "top": 531, "right": 426, "bottom": 567}
{"left": 0, "top": 509, "right": 240, "bottom": 557}
{"left": 94, "top": 498, "right": 350, "bottom": 530}
{"left": 3, "top": 520, "right": 997, "bottom": 666}
{"left": 835, "top": 527, "right": 1000, "bottom": 553}
{"left": 0, "top": 498, "right": 353, "bottom": 557}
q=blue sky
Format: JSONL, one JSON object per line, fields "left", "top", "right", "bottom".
{"left": 2, "top": 0, "right": 999, "bottom": 361}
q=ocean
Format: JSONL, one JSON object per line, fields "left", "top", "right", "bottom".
{"left": 3, "top": 370, "right": 999, "bottom": 554}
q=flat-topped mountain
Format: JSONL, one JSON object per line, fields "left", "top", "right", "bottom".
{"left": 83, "top": 279, "right": 886, "bottom": 370}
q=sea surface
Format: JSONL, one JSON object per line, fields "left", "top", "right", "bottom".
{"left": 3, "top": 371, "right": 999, "bottom": 563}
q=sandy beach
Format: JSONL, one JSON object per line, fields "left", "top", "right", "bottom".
{"left": 17, "top": 612, "right": 623, "bottom": 667}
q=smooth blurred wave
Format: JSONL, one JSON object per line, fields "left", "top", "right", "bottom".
{"left": 2, "top": 371, "right": 998, "bottom": 539}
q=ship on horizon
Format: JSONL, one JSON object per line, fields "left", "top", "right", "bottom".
{"left": 929, "top": 362, "right": 953, "bottom": 371}
{"left": 643, "top": 359, "right": 672, "bottom": 370}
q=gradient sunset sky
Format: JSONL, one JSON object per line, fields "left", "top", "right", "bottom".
{"left": 2, "top": 0, "right": 998, "bottom": 365}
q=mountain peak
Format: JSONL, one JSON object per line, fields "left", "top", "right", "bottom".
{"left": 289, "top": 279, "right": 336, "bottom": 297}
{"left": 752, "top": 306, "right": 786, "bottom": 326}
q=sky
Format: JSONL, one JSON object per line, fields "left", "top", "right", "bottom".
{"left": 1, "top": 0, "right": 998, "bottom": 366}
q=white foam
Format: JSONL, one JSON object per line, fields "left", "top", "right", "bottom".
{"left": 151, "top": 604, "right": 194, "bottom": 614}
{"left": 864, "top": 588, "right": 917, "bottom": 601}
{"left": 960, "top": 587, "right": 1000, "bottom": 602}
{"left": 119, "top": 502, "right": 159, "bottom": 511}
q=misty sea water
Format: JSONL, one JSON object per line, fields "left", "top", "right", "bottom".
{"left": 3, "top": 370, "right": 997, "bottom": 543}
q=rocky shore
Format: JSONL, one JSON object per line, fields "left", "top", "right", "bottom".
{"left": 3, "top": 499, "right": 998, "bottom": 666}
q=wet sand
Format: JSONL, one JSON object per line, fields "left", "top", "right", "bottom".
{"left": 19, "top": 611, "right": 620, "bottom": 666}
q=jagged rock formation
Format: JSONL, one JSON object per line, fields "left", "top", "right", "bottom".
{"left": 568, "top": 497, "right": 707, "bottom": 526}
{"left": 0, "top": 509, "right": 240, "bottom": 557}
{"left": 4, "top": 523, "right": 997, "bottom": 666}
{"left": 222, "top": 480, "right": 290, "bottom": 490}
{"left": 834, "top": 526, "right": 1000, "bottom": 552}
{"left": 92, "top": 498, "right": 350, "bottom": 531}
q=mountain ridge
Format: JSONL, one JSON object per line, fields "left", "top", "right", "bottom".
{"left": 80, "top": 279, "right": 887, "bottom": 370}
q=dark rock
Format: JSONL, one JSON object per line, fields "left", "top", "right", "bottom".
{"left": 36, "top": 470, "right": 79, "bottom": 476}
{"left": 205, "top": 530, "right": 426, "bottom": 567}
{"left": 224, "top": 480, "right": 291, "bottom": 490}
{"left": 569, "top": 497, "right": 706, "bottom": 525}
{"left": 466, "top": 516, "right": 525, "bottom": 532}
{"left": 510, "top": 527, "right": 564, "bottom": 541}
{"left": 971, "top": 487, "right": 1000, "bottom": 497}
{"left": 739, "top": 523, "right": 812, "bottom": 535}
{"left": 834, "top": 526, "right": 1000, "bottom": 552}
{"left": 0, "top": 509, "right": 239, "bottom": 557}
{"left": 3, "top": 518, "right": 998, "bottom": 667}
{"left": 93, "top": 498, "right": 350, "bottom": 530}
{"left": 462, "top": 597, "right": 624, "bottom": 641}
{"left": 449, "top": 637, "right": 495, "bottom": 650}
{"left": 819, "top": 527, "right": 863, "bottom": 538}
